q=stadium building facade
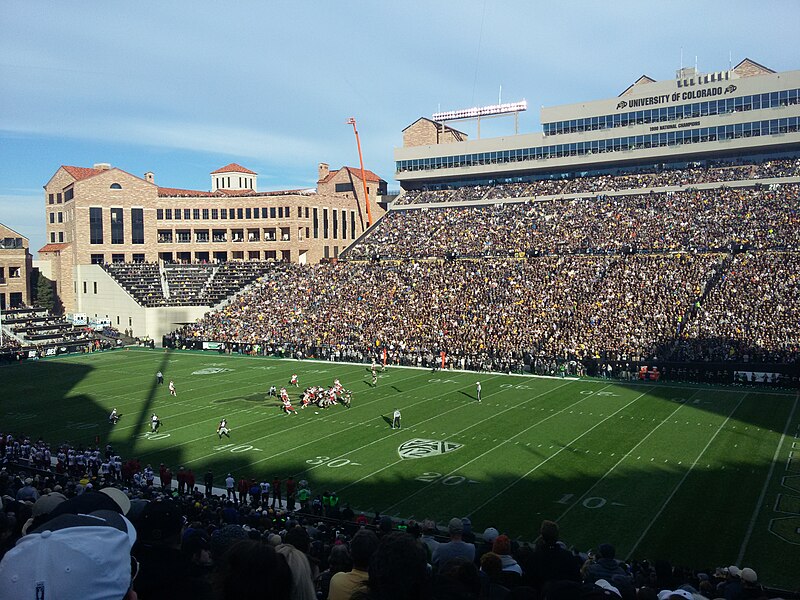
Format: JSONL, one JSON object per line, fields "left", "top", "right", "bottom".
{"left": 41, "top": 162, "right": 387, "bottom": 315}
{"left": 395, "top": 59, "right": 800, "bottom": 188}
{"left": 0, "top": 223, "right": 32, "bottom": 310}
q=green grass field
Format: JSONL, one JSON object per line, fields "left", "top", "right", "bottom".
{"left": 2, "top": 348, "right": 799, "bottom": 588}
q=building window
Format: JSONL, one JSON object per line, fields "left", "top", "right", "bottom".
{"left": 176, "top": 230, "right": 190, "bottom": 243}
{"left": 131, "top": 208, "right": 144, "bottom": 244}
{"left": 58, "top": 232, "right": 64, "bottom": 242}
{"left": 165, "top": 208, "right": 172, "bottom": 219}
{"left": 323, "top": 208, "right": 329, "bottom": 238}
{"left": 157, "top": 209, "right": 164, "bottom": 220}
{"left": 278, "top": 207, "right": 283, "bottom": 219}
{"left": 112, "top": 254, "right": 125, "bottom": 263}
{"left": 351, "top": 210, "right": 356, "bottom": 239}
{"left": 133, "top": 253, "right": 145, "bottom": 263}
{"left": 313, "top": 208, "right": 319, "bottom": 239}
{"left": 270, "top": 207, "right": 276, "bottom": 218}
{"left": 342, "top": 210, "right": 347, "bottom": 239}
{"left": 245, "top": 208, "right": 251, "bottom": 219}
{"left": 192, "top": 208, "right": 200, "bottom": 220}
{"left": 261, "top": 207, "right": 268, "bottom": 218}
{"left": 64, "top": 188, "right": 74, "bottom": 202}
{"left": 332, "top": 210, "right": 338, "bottom": 239}
{"left": 236, "top": 208, "right": 243, "bottom": 220}
{"left": 183, "top": 209, "right": 190, "bottom": 220}
{"left": 93, "top": 282, "right": 98, "bottom": 294}
{"left": 90, "top": 254, "right": 104, "bottom": 265}
{"left": 305, "top": 207, "right": 309, "bottom": 219}
{"left": 335, "top": 183, "right": 355, "bottom": 193}
{"left": 48, "top": 193, "right": 54, "bottom": 205}
{"left": 50, "top": 232, "right": 56, "bottom": 243}
{"left": 49, "top": 213, "right": 55, "bottom": 224}
{"left": 89, "top": 207, "right": 103, "bottom": 244}
{"left": 58, "top": 212, "right": 63, "bottom": 223}
{"left": 297, "top": 206, "right": 302, "bottom": 218}
{"left": 202, "top": 208, "right": 209, "bottom": 219}
{"left": 57, "top": 193, "right": 62, "bottom": 204}
{"left": 110, "top": 183, "right": 122, "bottom": 190}
{"left": 220, "top": 209, "right": 227, "bottom": 219}
{"left": 212, "top": 208, "right": 218, "bottom": 219}
{"left": 196, "top": 229, "right": 209, "bottom": 243}
{"left": 111, "top": 208, "right": 124, "bottom": 244}
{"left": 252, "top": 207, "right": 258, "bottom": 219}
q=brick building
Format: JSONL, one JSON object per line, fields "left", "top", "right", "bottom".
{"left": 0, "top": 224, "right": 32, "bottom": 310}
{"left": 41, "top": 162, "right": 387, "bottom": 313}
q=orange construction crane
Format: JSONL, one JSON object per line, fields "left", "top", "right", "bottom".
{"left": 346, "top": 117, "right": 373, "bottom": 227}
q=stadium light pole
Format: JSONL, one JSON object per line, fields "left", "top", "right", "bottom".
{"left": 346, "top": 117, "right": 373, "bottom": 228}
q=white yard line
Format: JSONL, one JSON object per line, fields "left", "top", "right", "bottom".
{"left": 736, "top": 391, "right": 799, "bottom": 565}
{"left": 237, "top": 374, "right": 512, "bottom": 474}
{"left": 136, "top": 368, "right": 427, "bottom": 461}
{"left": 552, "top": 391, "right": 703, "bottom": 524}
{"left": 624, "top": 394, "right": 746, "bottom": 561}
{"left": 351, "top": 379, "right": 587, "bottom": 504}
{"left": 465, "top": 390, "right": 652, "bottom": 518}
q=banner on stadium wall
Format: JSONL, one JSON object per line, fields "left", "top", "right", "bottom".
{"left": 45, "top": 348, "right": 57, "bottom": 356}
{"left": 28, "top": 350, "right": 38, "bottom": 358}
{"left": 203, "top": 342, "right": 224, "bottom": 350}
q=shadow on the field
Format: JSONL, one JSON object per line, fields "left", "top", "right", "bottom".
{"left": 391, "top": 385, "right": 403, "bottom": 392}
{"left": 380, "top": 415, "right": 393, "bottom": 426}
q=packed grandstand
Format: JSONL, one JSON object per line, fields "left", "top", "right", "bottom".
{"left": 1, "top": 60, "right": 799, "bottom": 600}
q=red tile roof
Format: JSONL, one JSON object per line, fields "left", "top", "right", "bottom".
{"left": 211, "top": 163, "right": 257, "bottom": 175}
{"left": 62, "top": 165, "right": 104, "bottom": 181}
{"left": 217, "top": 188, "right": 255, "bottom": 196}
{"left": 321, "top": 166, "right": 384, "bottom": 184}
{"left": 38, "top": 243, "right": 70, "bottom": 253}
{"left": 157, "top": 187, "right": 216, "bottom": 197}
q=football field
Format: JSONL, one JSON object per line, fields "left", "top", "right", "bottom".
{"left": 2, "top": 348, "right": 799, "bottom": 588}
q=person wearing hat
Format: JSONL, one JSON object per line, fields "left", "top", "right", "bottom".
{"left": 739, "top": 567, "right": 762, "bottom": 599}
{"left": 420, "top": 519, "right": 440, "bottom": 558}
{"left": 0, "top": 509, "right": 139, "bottom": 600}
{"left": 431, "top": 517, "right": 475, "bottom": 571}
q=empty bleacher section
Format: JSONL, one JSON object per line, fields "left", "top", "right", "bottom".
{"left": 102, "top": 262, "right": 166, "bottom": 306}
{"left": 102, "top": 261, "right": 274, "bottom": 308}
{"left": 0, "top": 306, "right": 105, "bottom": 358}
{"left": 174, "top": 161, "right": 800, "bottom": 381}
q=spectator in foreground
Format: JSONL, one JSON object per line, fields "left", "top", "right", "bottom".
{"left": 0, "top": 509, "right": 138, "bottom": 600}
{"left": 432, "top": 517, "right": 476, "bottom": 571}
{"left": 212, "top": 539, "right": 291, "bottom": 600}
{"left": 329, "top": 528, "right": 380, "bottom": 600}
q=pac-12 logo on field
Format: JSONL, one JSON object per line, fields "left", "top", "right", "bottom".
{"left": 398, "top": 439, "right": 463, "bottom": 460}
{"left": 192, "top": 367, "right": 233, "bottom": 375}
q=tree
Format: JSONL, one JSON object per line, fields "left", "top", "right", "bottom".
{"left": 33, "top": 271, "right": 55, "bottom": 312}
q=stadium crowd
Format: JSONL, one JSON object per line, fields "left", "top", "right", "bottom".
{"left": 174, "top": 247, "right": 797, "bottom": 370}
{"left": 0, "top": 431, "right": 780, "bottom": 600}
{"left": 394, "top": 158, "right": 800, "bottom": 206}
{"left": 347, "top": 184, "right": 800, "bottom": 260}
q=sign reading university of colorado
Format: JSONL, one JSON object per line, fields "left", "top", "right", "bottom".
{"left": 617, "top": 84, "right": 737, "bottom": 110}
{"left": 398, "top": 439, "right": 463, "bottom": 459}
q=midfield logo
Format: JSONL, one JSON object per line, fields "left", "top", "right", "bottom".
{"left": 398, "top": 439, "right": 463, "bottom": 460}
{"left": 192, "top": 367, "right": 233, "bottom": 375}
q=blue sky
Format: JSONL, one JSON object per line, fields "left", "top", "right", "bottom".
{"left": 1, "top": 0, "right": 799, "bottom": 253}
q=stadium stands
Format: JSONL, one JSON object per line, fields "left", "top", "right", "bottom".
{"left": 0, "top": 431, "right": 786, "bottom": 598}
{"left": 171, "top": 161, "right": 799, "bottom": 373}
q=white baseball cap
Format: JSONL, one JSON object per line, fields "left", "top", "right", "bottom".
{"left": 0, "top": 510, "right": 136, "bottom": 600}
